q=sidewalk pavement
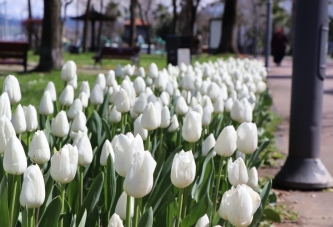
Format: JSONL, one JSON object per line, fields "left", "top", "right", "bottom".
{"left": 262, "top": 57, "right": 333, "bottom": 227}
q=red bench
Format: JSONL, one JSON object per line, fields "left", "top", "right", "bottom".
{"left": 93, "top": 46, "right": 140, "bottom": 66}
{"left": 0, "top": 42, "right": 28, "bottom": 72}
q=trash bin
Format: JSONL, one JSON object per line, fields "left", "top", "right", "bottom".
{"left": 166, "top": 35, "right": 192, "bottom": 66}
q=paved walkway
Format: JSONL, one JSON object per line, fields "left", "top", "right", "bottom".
{"left": 263, "top": 57, "right": 333, "bottom": 226}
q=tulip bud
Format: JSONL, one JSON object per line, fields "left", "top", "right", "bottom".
{"left": 115, "top": 191, "right": 134, "bottom": 220}
{"left": 182, "top": 111, "right": 202, "bottom": 142}
{"left": 115, "top": 64, "right": 124, "bottom": 77}
{"left": 44, "top": 81, "right": 57, "bottom": 101}
{"left": 202, "top": 106, "right": 212, "bottom": 127}
{"left": 0, "top": 92, "right": 12, "bottom": 119}
{"left": 115, "top": 88, "right": 130, "bottom": 113}
{"left": 241, "top": 98, "right": 253, "bottom": 122}
{"left": 134, "top": 114, "right": 148, "bottom": 140}
{"left": 78, "top": 92, "right": 89, "bottom": 108}
{"left": 67, "top": 74, "right": 78, "bottom": 89}
{"left": 109, "top": 106, "right": 121, "bottom": 123}
{"left": 72, "top": 111, "right": 87, "bottom": 132}
{"left": 12, "top": 104, "right": 26, "bottom": 134}
{"left": 2, "top": 75, "right": 21, "bottom": 104}
{"left": 100, "top": 140, "right": 115, "bottom": 166}
{"left": 228, "top": 157, "right": 248, "bottom": 186}
{"left": 153, "top": 101, "right": 162, "bottom": 127}
{"left": 61, "top": 60, "right": 76, "bottom": 81}
{"left": 24, "top": 105, "right": 38, "bottom": 132}
{"left": 141, "top": 102, "right": 158, "bottom": 130}
{"left": 175, "top": 96, "right": 189, "bottom": 115}
{"left": 193, "top": 104, "right": 203, "bottom": 117}
{"left": 90, "top": 84, "right": 104, "bottom": 105}
{"left": 195, "top": 214, "right": 209, "bottom": 227}
{"left": 59, "top": 85, "right": 74, "bottom": 106}
{"left": 39, "top": 91, "right": 54, "bottom": 115}
{"left": 237, "top": 122, "right": 258, "bottom": 154}
{"left": 51, "top": 111, "right": 70, "bottom": 137}
{"left": 95, "top": 73, "right": 106, "bottom": 90}
{"left": 215, "top": 125, "right": 237, "bottom": 157}
{"left": 79, "top": 81, "right": 90, "bottom": 98}
{"left": 4, "top": 136, "right": 27, "bottom": 175}
{"left": 28, "top": 130, "right": 50, "bottom": 164}
{"left": 160, "top": 106, "right": 170, "bottom": 128}
{"left": 137, "top": 66, "right": 145, "bottom": 78}
{"left": 133, "top": 77, "right": 146, "bottom": 95}
{"left": 67, "top": 99, "right": 82, "bottom": 120}
{"left": 0, "top": 116, "right": 15, "bottom": 154}
{"left": 225, "top": 98, "right": 234, "bottom": 113}
{"left": 247, "top": 167, "right": 258, "bottom": 188}
{"left": 50, "top": 144, "right": 78, "bottom": 184}
{"left": 154, "top": 72, "right": 167, "bottom": 91}
{"left": 213, "top": 97, "right": 224, "bottom": 114}
{"left": 256, "top": 81, "right": 267, "bottom": 94}
{"left": 108, "top": 213, "right": 124, "bottom": 227}
{"left": 124, "top": 150, "right": 157, "bottom": 198}
{"left": 148, "top": 63, "right": 158, "bottom": 78}
{"left": 168, "top": 114, "right": 179, "bottom": 132}
{"left": 160, "top": 91, "right": 170, "bottom": 106}
{"left": 202, "top": 96, "right": 214, "bottom": 113}
{"left": 202, "top": 134, "right": 216, "bottom": 156}
{"left": 130, "top": 107, "right": 139, "bottom": 119}
{"left": 171, "top": 150, "right": 196, "bottom": 188}
{"left": 219, "top": 184, "right": 261, "bottom": 227}
{"left": 20, "top": 165, "right": 45, "bottom": 208}
{"left": 133, "top": 93, "right": 147, "bottom": 114}
{"left": 75, "top": 134, "right": 93, "bottom": 166}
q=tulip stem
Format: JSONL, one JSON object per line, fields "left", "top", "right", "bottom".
{"left": 122, "top": 113, "right": 128, "bottom": 134}
{"left": 80, "top": 166, "right": 84, "bottom": 207}
{"left": 9, "top": 174, "right": 18, "bottom": 227}
{"left": 158, "top": 128, "right": 164, "bottom": 156}
{"left": 176, "top": 188, "right": 184, "bottom": 227}
{"left": 181, "top": 187, "right": 188, "bottom": 219}
{"left": 145, "top": 131, "right": 151, "bottom": 151}
{"left": 60, "top": 184, "right": 66, "bottom": 227}
{"left": 103, "top": 167, "right": 109, "bottom": 220}
{"left": 27, "top": 208, "right": 35, "bottom": 227}
{"left": 133, "top": 198, "right": 141, "bottom": 227}
{"left": 27, "top": 131, "right": 31, "bottom": 151}
{"left": 125, "top": 195, "right": 132, "bottom": 227}
{"left": 214, "top": 157, "right": 224, "bottom": 212}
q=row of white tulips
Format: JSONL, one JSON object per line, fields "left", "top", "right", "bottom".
{"left": 0, "top": 57, "right": 274, "bottom": 227}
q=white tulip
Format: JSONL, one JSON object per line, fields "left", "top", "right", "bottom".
{"left": 241, "top": 98, "right": 253, "bottom": 122}
{"left": 50, "top": 144, "right": 78, "bottom": 184}
{"left": 154, "top": 72, "right": 167, "bottom": 91}
{"left": 59, "top": 85, "right": 74, "bottom": 106}
{"left": 130, "top": 107, "right": 139, "bottom": 119}
{"left": 67, "top": 74, "right": 78, "bottom": 89}
{"left": 141, "top": 102, "right": 158, "bottom": 130}
{"left": 230, "top": 100, "right": 245, "bottom": 122}
{"left": 202, "top": 106, "right": 212, "bottom": 127}
{"left": 0, "top": 92, "right": 12, "bottom": 119}
{"left": 67, "top": 99, "right": 82, "bottom": 120}
{"left": 133, "top": 77, "right": 146, "bottom": 95}
{"left": 95, "top": 73, "right": 106, "bottom": 90}
{"left": 148, "top": 62, "right": 158, "bottom": 78}
{"left": 79, "top": 81, "right": 90, "bottom": 98}
{"left": 171, "top": 150, "right": 196, "bottom": 188}
{"left": 215, "top": 125, "right": 237, "bottom": 157}
{"left": 100, "top": 140, "right": 115, "bottom": 166}
{"left": 3, "top": 136, "right": 27, "bottom": 175}
{"left": 39, "top": 91, "right": 54, "bottom": 115}
{"left": 11, "top": 104, "right": 26, "bottom": 134}
{"left": 115, "top": 191, "right": 134, "bottom": 220}
{"left": 2, "top": 75, "right": 21, "bottom": 104}
{"left": 160, "top": 106, "right": 170, "bottom": 128}
{"left": 108, "top": 213, "right": 124, "bottom": 227}
{"left": 0, "top": 116, "right": 15, "bottom": 154}
{"left": 124, "top": 150, "right": 157, "bottom": 198}
{"left": 44, "top": 81, "right": 57, "bottom": 101}
{"left": 51, "top": 111, "right": 69, "bottom": 137}
{"left": 20, "top": 165, "right": 45, "bottom": 208}
{"left": 106, "top": 70, "right": 116, "bottom": 87}
{"left": 182, "top": 111, "right": 202, "bottom": 143}
{"left": 160, "top": 91, "right": 170, "bottom": 106}
{"left": 109, "top": 106, "right": 122, "bottom": 123}
{"left": 90, "top": 84, "right": 104, "bottom": 105}
{"left": 193, "top": 104, "right": 203, "bottom": 117}
{"left": 115, "top": 64, "right": 124, "bottom": 77}
{"left": 219, "top": 184, "right": 261, "bottom": 227}
{"left": 202, "top": 96, "right": 214, "bottom": 113}
{"left": 247, "top": 167, "right": 258, "bottom": 188}
{"left": 213, "top": 97, "right": 224, "bottom": 114}
{"left": 78, "top": 92, "right": 89, "bottom": 108}
{"left": 28, "top": 130, "right": 50, "bottom": 164}
{"left": 228, "top": 157, "right": 248, "bottom": 186}
{"left": 72, "top": 111, "right": 87, "bottom": 132}
{"left": 134, "top": 114, "right": 148, "bottom": 140}
{"left": 195, "top": 214, "right": 209, "bottom": 227}
{"left": 153, "top": 101, "right": 162, "bottom": 127}
{"left": 24, "top": 105, "right": 38, "bottom": 132}
{"left": 75, "top": 134, "right": 93, "bottom": 166}
{"left": 115, "top": 88, "right": 130, "bottom": 113}
{"left": 61, "top": 60, "right": 76, "bottom": 81}
{"left": 133, "top": 93, "right": 147, "bottom": 114}
{"left": 175, "top": 96, "right": 188, "bottom": 115}
{"left": 202, "top": 134, "right": 216, "bottom": 156}
{"left": 237, "top": 122, "right": 258, "bottom": 154}
{"left": 225, "top": 98, "right": 234, "bottom": 113}
{"left": 168, "top": 114, "right": 179, "bottom": 132}
{"left": 256, "top": 81, "right": 267, "bottom": 94}
{"left": 137, "top": 66, "right": 145, "bottom": 78}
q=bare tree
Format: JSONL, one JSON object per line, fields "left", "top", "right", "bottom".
{"left": 138, "top": 0, "right": 153, "bottom": 54}
{"left": 96, "top": 0, "right": 104, "bottom": 50}
{"left": 129, "top": 0, "right": 138, "bottom": 47}
{"left": 82, "top": 0, "right": 92, "bottom": 52}
{"left": 27, "top": 0, "right": 32, "bottom": 49}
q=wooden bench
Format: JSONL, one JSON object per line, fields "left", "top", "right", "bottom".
{"left": 93, "top": 47, "right": 140, "bottom": 66}
{"left": 0, "top": 42, "right": 28, "bottom": 72}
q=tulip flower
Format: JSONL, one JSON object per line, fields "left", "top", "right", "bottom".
{"left": 115, "top": 88, "right": 130, "bottom": 113}
{"left": 215, "top": 125, "right": 237, "bottom": 157}
{"left": 50, "top": 144, "right": 78, "bottom": 184}
{"left": 106, "top": 70, "right": 116, "bottom": 87}
{"left": 202, "top": 95, "right": 214, "bottom": 113}
{"left": 59, "top": 85, "right": 74, "bottom": 106}
{"left": 4, "top": 136, "right": 27, "bottom": 175}
{"left": 168, "top": 114, "right": 179, "bottom": 132}
{"left": 154, "top": 72, "right": 167, "bottom": 91}
{"left": 0, "top": 116, "right": 15, "bottom": 154}
{"left": 51, "top": 111, "right": 70, "bottom": 137}
{"left": 230, "top": 100, "right": 244, "bottom": 122}
{"left": 202, "top": 134, "right": 216, "bottom": 156}
{"left": 247, "top": 167, "right": 258, "bottom": 188}
{"left": 160, "top": 106, "right": 171, "bottom": 128}
{"left": 20, "top": 165, "right": 45, "bottom": 208}
{"left": 160, "top": 91, "right": 170, "bottom": 106}
{"left": 134, "top": 114, "right": 148, "bottom": 140}
{"left": 237, "top": 122, "right": 258, "bottom": 154}
{"left": 95, "top": 73, "right": 106, "bottom": 90}
{"left": 72, "top": 111, "right": 87, "bottom": 132}
{"left": 79, "top": 81, "right": 91, "bottom": 98}
{"left": 78, "top": 92, "right": 89, "bottom": 108}
{"left": 213, "top": 97, "right": 224, "bottom": 114}
{"left": 115, "top": 191, "right": 134, "bottom": 220}
{"left": 100, "top": 140, "right": 115, "bottom": 166}
{"left": 0, "top": 92, "right": 12, "bottom": 119}
{"left": 11, "top": 104, "right": 26, "bottom": 134}
{"left": 24, "top": 105, "right": 38, "bottom": 132}
{"left": 67, "top": 74, "right": 78, "bottom": 89}
{"left": 141, "top": 102, "right": 158, "bottom": 130}
{"left": 171, "top": 150, "right": 196, "bottom": 188}
{"left": 114, "top": 134, "right": 137, "bottom": 177}
{"left": 61, "top": 60, "right": 77, "bottom": 81}
{"left": 137, "top": 66, "right": 145, "bottom": 78}
{"left": 225, "top": 98, "right": 234, "bottom": 113}
{"left": 256, "top": 81, "right": 267, "bottom": 94}
{"left": 124, "top": 150, "right": 157, "bottom": 198}
{"left": 133, "top": 77, "right": 146, "bottom": 95}
{"left": 219, "top": 184, "right": 261, "bottom": 227}
{"left": 108, "top": 213, "right": 124, "bottom": 227}
{"left": 148, "top": 62, "right": 158, "bottom": 78}
{"left": 28, "top": 130, "right": 50, "bottom": 164}
{"left": 133, "top": 93, "right": 147, "bottom": 114}
{"left": 44, "top": 81, "right": 57, "bottom": 102}
{"left": 90, "top": 84, "right": 104, "bottom": 105}
{"left": 109, "top": 106, "right": 121, "bottom": 123}
{"left": 2, "top": 75, "right": 21, "bottom": 104}
{"left": 193, "top": 104, "right": 203, "bottom": 117}
{"left": 175, "top": 96, "right": 188, "bottom": 116}
{"left": 39, "top": 91, "right": 54, "bottom": 115}
{"left": 153, "top": 101, "right": 162, "bottom": 127}
{"left": 228, "top": 157, "right": 248, "bottom": 186}
{"left": 182, "top": 111, "right": 202, "bottom": 143}
{"left": 67, "top": 99, "right": 83, "bottom": 119}
{"left": 75, "top": 134, "right": 93, "bottom": 166}
{"left": 115, "top": 64, "right": 124, "bottom": 77}
{"left": 195, "top": 214, "right": 209, "bottom": 227}
{"left": 130, "top": 107, "right": 139, "bottom": 119}
{"left": 202, "top": 106, "right": 212, "bottom": 127}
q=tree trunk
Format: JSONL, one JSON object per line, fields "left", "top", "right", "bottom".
{"left": 82, "top": 0, "right": 92, "bottom": 52}
{"left": 189, "top": 3, "right": 198, "bottom": 36}
{"left": 35, "top": 0, "right": 63, "bottom": 71}
{"left": 216, "top": 0, "right": 239, "bottom": 54}
{"left": 129, "top": 0, "right": 137, "bottom": 47}
{"left": 96, "top": 0, "right": 104, "bottom": 51}
{"left": 172, "top": 0, "right": 177, "bottom": 34}
{"left": 138, "top": 2, "right": 152, "bottom": 54}
{"left": 27, "top": 0, "right": 32, "bottom": 49}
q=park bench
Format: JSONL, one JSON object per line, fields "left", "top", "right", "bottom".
{"left": 0, "top": 42, "right": 28, "bottom": 72}
{"left": 93, "top": 46, "right": 140, "bottom": 66}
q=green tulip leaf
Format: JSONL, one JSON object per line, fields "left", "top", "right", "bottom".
{"left": 102, "top": 119, "right": 112, "bottom": 141}
{"left": 38, "top": 196, "right": 62, "bottom": 227}
{"left": 106, "top": 154, "right": 116, "bottom": 214}
{"left": 87, "top": 110, "right": 103, "bottom": 148}
{"left": 77, "top": 209, "right": 87, "bottom": 227}
{"left": 8, "top": 174, "right": 21, "bottom": 227}
{"left": 138, "top": 207, "right": 153, "bottom": 227}
{"left": 98, "top": 92, "right": 110, "bottom": 119}
{"left": 0, "top": 176, "right": 10, "bottom": 227}
{"left": 39, "top": 171, "right": 55, "bottom": 218}
{"left": 67, "top": 176, "right": 79, "bottom": 212}
{"left": 264, "top": 208, "right": 281, "bottom": 222}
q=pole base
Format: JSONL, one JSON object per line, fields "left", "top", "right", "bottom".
{"left": 274, "top": 157, "right": 333, "bottom": 190}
